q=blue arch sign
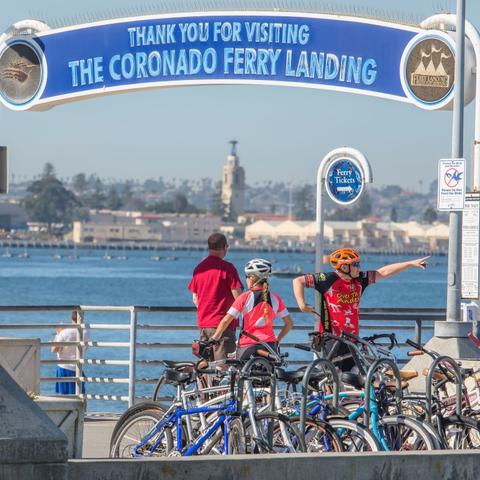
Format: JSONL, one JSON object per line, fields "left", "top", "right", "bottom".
{"left": 325, "top": 158, "right": 364, "bottom": 205}
{"left": 0, "top": 12, "right": 461, "bottom": 111}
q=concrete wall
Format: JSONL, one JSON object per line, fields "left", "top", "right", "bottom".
{"left": 0, "top": 365, "right": 68, "bottom": 480}
{"left": 68, "top": 450, "right": 480, "bottom": 480}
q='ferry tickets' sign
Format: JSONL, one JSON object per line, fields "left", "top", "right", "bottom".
{"left": 325, "top": 158, "right": 364, "bottom": 205}
{"left": 0, "top": 12, "right": 460, "bottom": 111}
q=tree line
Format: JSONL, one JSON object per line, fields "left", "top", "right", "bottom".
{"left": 23, "top": 163, "right": 202, "bottom": 231}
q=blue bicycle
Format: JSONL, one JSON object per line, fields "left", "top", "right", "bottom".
{"left": 110, "top": 358, "right": 306, "bottom": 457}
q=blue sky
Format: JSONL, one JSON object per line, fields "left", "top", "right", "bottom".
{"left": 0, "top": 0, "right": 479, "bottom": 189}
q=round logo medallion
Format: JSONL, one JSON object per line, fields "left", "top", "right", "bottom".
{"left": 402, "top": 34, "right": 455, "bottom": 108}
{"left": 0, "top": 41, "right": 42, "bottom": 106}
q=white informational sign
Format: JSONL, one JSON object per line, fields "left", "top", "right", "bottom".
{"left": 462, "top": 192, "right": 480, "bottom": 299}
{"left": 437, "top": 158, "right": 466, "bottom": 211}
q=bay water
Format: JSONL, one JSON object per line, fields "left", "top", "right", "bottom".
{"left": 0, "top": 247, "right": 447, "bottom": 411}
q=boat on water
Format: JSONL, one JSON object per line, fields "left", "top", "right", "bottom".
{"left": 18, "top": 248, "right": 29, "bottom": 258}
{"left": 272, "top": 265, "right": 303, "bottom": 278}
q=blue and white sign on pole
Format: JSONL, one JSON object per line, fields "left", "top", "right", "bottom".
{"left": 315, "top": 147, "right": 372, "bottom": 310}
{"left": 437, "top": 158, "right": 466, "bottom": 211}
{"left": 325, "top": 158, "right": 364, "bottom": 205}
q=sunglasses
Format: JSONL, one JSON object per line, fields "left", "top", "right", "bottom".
{"left": 351, "top": 261, "right": 360, "bottom": 267}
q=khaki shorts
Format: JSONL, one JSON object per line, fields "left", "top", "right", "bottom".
{"left": 199, "top": 328, "right": 236, "bottom": 361}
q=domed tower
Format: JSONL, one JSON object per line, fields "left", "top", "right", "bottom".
{"left": 221, "top": 140, "right": 245, "bottom": 221}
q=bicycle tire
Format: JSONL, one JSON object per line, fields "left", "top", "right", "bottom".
{"left": 443, "top": 415, "right": 480, "bottom": 449}
{"left": 288, "top": 416, "right": 344, "bottom": 453}
{"left": 110, "top": 401, "right": 167, "bottom": 445}
{"left": 400, "top": 396, "right": 445, "bottom": 449}
{"left": 244, "top": 412, "right": 306, "bottom": 453}
{"left": 227, "top": 417, "right": 247, "bottom": 455}
{"left": 380, "top": 415, "right": 436, "bottom": 451}
{"left": 110, "top": 408, "right": 173, "bottom": 458}
{"left": 152, "top": 372, "right": 180, "bottom": 403}
{"left": 327, "top": 417, "right": 381, "bottom": 452}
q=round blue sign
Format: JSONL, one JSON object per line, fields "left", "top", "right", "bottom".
{"left": 325, "top": 158, "right": 364, "bottom": 205}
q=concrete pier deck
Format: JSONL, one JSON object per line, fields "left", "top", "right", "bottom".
{"left": 83, "top": 417, "right": 116, "bottom": 458}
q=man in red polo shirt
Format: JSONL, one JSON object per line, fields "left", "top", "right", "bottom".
{"left": 188, "top": 233, "right": 243, "bottom": 360}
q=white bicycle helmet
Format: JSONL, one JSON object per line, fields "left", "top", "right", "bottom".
{"left": 244, "top": 258, "right": 272, "bottom": 279}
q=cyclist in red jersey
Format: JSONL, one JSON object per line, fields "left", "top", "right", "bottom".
{"left": 211, "top": 258, "right": 293, "bottom": 361}
{"left": 293, "top": 247, "right": 429, "bottom": 370}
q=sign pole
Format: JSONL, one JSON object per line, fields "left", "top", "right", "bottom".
{"left": 315, "top": 148, "right": 373, "bottom": 310}
{"left": 315, "top": 163, "right": 325, "bottom": 311}
{"left": 446, "top": 0, "right": 466, "bottom": 323}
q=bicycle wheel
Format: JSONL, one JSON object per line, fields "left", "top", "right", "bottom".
{"left": 110, "top": 409, "right": 174, "bottom": 458}
{"left": 227, "top": 417, "right": 247, "bottom": 454}
{"left": 288, "top": 416, "right": 343, "bottom": 453}
{"left": 443, "top": 415, "right": 480, "bottom": 449}
{"left": 152, "top": 373, "right": 180, "bottom": 403}
{"left": 111, "top": 401, "right": 166, "bottom": 445}
{"left": 327, "top": 417, "right": 381, "bottom": 452}
{"left": 400, "top": 397, "right": 445, "bottom": 449}
{"left": 244, "top": 412, "right": 306, "bottom": 453}
{"left": 380, "top": 415, "right": 435, "bottom": 451}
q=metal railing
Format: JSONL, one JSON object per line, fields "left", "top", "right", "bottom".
{"left": 0, "top": 305, "right": 444, "bottom": 410}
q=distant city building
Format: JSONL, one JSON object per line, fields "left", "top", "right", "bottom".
{"left": 72, "top": 210, "right": 221, "bottom": 244}
{"left": 221, "top": 140, "right": 245, "bottom": 221}
{"left": 0, "top": 201, "right": 29, "bottom": 230}
{"left": 237, "top": 213, "right": 292, "bottom": 224}
{"left": 244, "top": 219, "right": 448, "bottom": 251}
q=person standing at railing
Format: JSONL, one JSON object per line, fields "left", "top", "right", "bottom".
{"left": 51, "top": 310, "right": 91, "bottom": 394}
{"left": 188, "top": 233, "right": 243, "bottom": 361}
{"left": 292, "top": 247, "right": 429, "bottom": 371}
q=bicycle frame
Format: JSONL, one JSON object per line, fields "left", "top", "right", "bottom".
{"left": 133, "top": 398, "right": 239, "bottom": 457}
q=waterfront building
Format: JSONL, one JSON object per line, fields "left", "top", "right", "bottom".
{"left": 244, "top": 219, "right": 448, "bottom": 251}
{"left": 72, "top": 210, "right": 221, "bottom": 244}
{"left": 0, "top": 201, "right": 28, "bottom": 230}
{"left": 221, "top": 140, "right": 245, "bottom": 221}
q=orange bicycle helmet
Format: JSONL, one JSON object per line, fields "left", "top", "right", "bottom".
{"left": 329, "top": 248, "right": 361, "bottom": 269}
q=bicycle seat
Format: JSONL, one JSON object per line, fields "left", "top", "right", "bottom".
{"left": 276, "top": 367, "right": 327, "bottom": 385}
{"left": 341, "top": 372, "right": 408, "bottom": 391}
{"left": 341, "top": 372, "right": 365, "bottom": 390}
{"left": 421, "top": 368, "right": 450, "bottom": 381}
{"left": 161, "top": 360, "right": 195, "bottom": 370}
{"left": 385, "top": 368, "right": 418, "bottom": 381}
{"left": 372, "top": 380, "right": 409, "bottom": 391}
{"left": 163, "top": 368, "right": 194, "bottom": 385}
{"left": 275, "top": 368, "right": 304, "bottom": 384}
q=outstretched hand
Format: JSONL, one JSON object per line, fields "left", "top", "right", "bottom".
{"left": 299, "top": 303, "right": 315, "bottom": 313}
{"left": 411, "top": 256, "right": 430, "bottom": 270}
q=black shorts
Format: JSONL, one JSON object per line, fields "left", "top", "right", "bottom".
{"left": 236, "top": 342, "right": 278, "bottom": 362}
{"left": 323, "top": 338, "right": 356, "bottom": 372}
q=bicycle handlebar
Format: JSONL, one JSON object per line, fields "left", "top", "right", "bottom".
{"left": 406, "top": 338, "right": 423, "bottom": 351}
{"left": 294, "top": 343, "right": 311, "bottom": 352}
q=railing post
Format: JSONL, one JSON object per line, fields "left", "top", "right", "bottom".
{"left": 76, "top": 309, "right": 84, "bottom": 397}
{"left": 128, "top": 307, "right": 137, "bottom": 407}
{"left": 414, "top": 319, "right": 422, "bottom": 345}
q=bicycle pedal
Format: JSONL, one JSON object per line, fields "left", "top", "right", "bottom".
{"left": 168, "top": 451, "right": 182, "bottom": 457}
